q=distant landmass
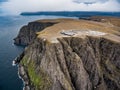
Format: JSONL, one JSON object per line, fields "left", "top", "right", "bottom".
{"left": 21, "top": 11, "right": 120, "bottom": 17}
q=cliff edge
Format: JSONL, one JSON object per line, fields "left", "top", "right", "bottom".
{"left": 14, "top": 17, "right": 120, "bottom": 90}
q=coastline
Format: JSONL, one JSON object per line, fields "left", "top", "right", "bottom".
{"left": 18, "top": 64, "right": 31, "bottom": 90}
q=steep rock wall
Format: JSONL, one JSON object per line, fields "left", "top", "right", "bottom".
{"left": 19, "top": 36, "right": 120, "bottom": 90}
{"left": 14, "top": 22, "right": 56, "bottom": 45}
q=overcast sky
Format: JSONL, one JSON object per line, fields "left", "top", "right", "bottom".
{"left": 0, "top": 0, "right": 120, "bottom": 15}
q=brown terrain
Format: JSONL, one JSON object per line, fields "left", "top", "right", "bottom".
{"left": 36, "top": 17, "right": 120, "bottom": 43}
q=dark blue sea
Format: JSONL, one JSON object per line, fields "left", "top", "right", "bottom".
{"left": 0, "top": 12, "right": 119, "bottom": 90}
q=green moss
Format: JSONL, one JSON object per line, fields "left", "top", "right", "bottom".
{"left": 21, "top": 56, "right": 28, "bottom": 66}
{"left": 21, "top": 56, "right": 52, "bottom": 90}
{"left": 28, "top": 62, "right": 40, "bottom": 89}
{"left": 28, "top": 62, "right": 52, "bottom": 90}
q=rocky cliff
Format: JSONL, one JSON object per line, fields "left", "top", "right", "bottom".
{"left": 14, "top": 21, "right": 57, "bottom": 45}
{"left": 14, "top": 17, "right": 120, "bottom": 90}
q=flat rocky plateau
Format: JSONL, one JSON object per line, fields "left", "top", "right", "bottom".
{"left": 14, "top": 16, "right": 120, "bottom": 90}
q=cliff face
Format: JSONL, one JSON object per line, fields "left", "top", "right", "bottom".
{"left": 14, "top": 21, "right": 56, "bottom": 45}
{"left": 15, "top": 18, "right": 120, "bottom": 90}
{"left": 19, "top": 36, "right": 120, "bottom": 90}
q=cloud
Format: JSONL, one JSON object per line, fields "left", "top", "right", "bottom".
{"left": 0, "top": 0, "right": 120, "bottom": 15}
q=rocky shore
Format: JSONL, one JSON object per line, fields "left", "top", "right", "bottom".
{"left": 18, "top": 64, "right": 32, "bottom": 90}
{"left": 14, "top": 17, "right": 120, "bottom": 90}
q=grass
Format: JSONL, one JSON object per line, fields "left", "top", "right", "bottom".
{"left": 21, "top": 56, "right": 28, "bottom": 65}
{"left": 28, "top": 62, "right": 41, "bottom": 89}
{"left": 21, "top": 56, "right": 52, "bottom": 90}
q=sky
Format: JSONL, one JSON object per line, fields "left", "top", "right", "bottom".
{"left": 0, "top": 0, "right": 120, "bottom": 15}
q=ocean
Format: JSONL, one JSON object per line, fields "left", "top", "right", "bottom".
{"left": 0, "top": 12, "right": 119, "bottom": 90}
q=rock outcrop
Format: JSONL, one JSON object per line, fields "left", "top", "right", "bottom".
{"left": 14, "top": 21, "right": 57, "bottom": 45}
{"left": 14, "top": 17, "right": 120, "bottom": 90}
